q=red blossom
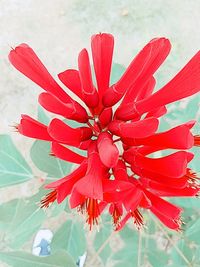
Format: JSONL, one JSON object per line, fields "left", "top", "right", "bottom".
{"left": 9, "top": 33, "right": 200, "bottom": 231}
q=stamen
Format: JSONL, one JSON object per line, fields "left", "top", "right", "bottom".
{"left": 131, "top": 209, "right": 144, "bottom": 229}
{"left": 40, "top": 190, "right": 57, "bottom": 208}
{"left": 194, "top": 135, "right": 200, "bottom": 146}
{"left": 78, "top": 198, "right": 100, "bottom": 230}
{"left": 111, "top": 204, "right": 122, "bottom": 229}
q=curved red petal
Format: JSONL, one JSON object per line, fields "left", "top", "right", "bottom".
{"left": 91, "top": 33, "right": 114, "bottom": 97}
{"left": 78, "top": 49, "right": 99, "bottom": 108}
{"left": 18, "top": 115, "right": 52, "bottom": 141}
{"left": 39, "top": 92, "right": 88, "bottom": 123}
{"left": 97, "top": 132, "right": 119, "bottom": 168}
{"left": 51, "top": 142, "right": 85, "bottom": 164}
{"left": 58, "top": 69, "right": 83, "bottom": 100}
{"left": 103, "top": 38, "right": 171, "bottom": 107}
{"left": 48, "top": 118, "right": 92, "bottom": 146}
{"left": 9, "top": 44, "right": 72, "bottom": 103}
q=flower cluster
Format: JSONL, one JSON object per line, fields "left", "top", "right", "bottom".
{"left": 9, "top": 33, "right": 200, "bottom": 231}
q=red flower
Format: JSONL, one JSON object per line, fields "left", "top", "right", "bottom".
{"left": 9, "top": 33, "right": 200, "bottom": 231}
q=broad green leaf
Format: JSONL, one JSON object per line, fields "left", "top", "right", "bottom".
{"left": 30, "top": 140, "right": 72, "bottom": 178}
{"left": 0, "top": 193, "right": 45, "bottom": 249}
{"left": 37, "top": 106, "right": 50, "bottom": 125}
{"left": 110, "top": 63, "right": 125, "bottom": 84}
{"left": 0, "top": 250, "right": 76, "bottom": 267}
{"left": 93, "top": 224, "right": 112, "bottom": 265}
{"left": 170, "top": 239, "right": 193, "bottom": 266}
{"left": 0, "top": 135, "right": 32, "bottom": 187}
{"left": 113, "top": 226, "right": 168, "bottom": 267}
{"left": 185, "top": 217, "right": 200, "bottom": 245}
{"left": 51, "top": 219, "right": 86, "bottom": 261}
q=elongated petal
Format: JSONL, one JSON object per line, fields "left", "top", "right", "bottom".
{"left": 151, "top": 208, "right": 181, "bottom": 230}
{"left": 123, "top": 122, "right": 194, "bottom": 149}
{"left": 109, "top": 117, "right": 158, "bottom": 138}
{"left": 99, "top": 108, "right": 113, "bottom": 128}
{"left": 139, "top": 171, "right": 188, "bottom": 188}
{"left": 91, "top": 33, "right": 114, "bottom": 96}
{"left": 103, "top": 38, "right": 171, "bottom": 107}
{"left": 17, "top": 115, "right": 52, "bottom": 141}
{"left": 48, "top": 118, "right": 93, "bottom": 146}
{"left": 39, "top": 92, "right": 88, "bottom": 123}
{"left": 9, "top": 44, "right": 72, "bottom": 103}
{"left": 45, "top": 161, "right": 87, "bottom": 189}
{"left": 117, "top": 51, "right": 200, "bottom": 120}
{"left": 58, "top": 69, "right": 83, "bottom": 99}
{"left": 124, "top": 150, "right": 189, "bottom": 177}
{"left": 145, "top": 190, "right": 182, "bottom": 219}
{"left": 145, "top": 106, "right": 167, "bottom": 119}
{"left": 51, "top": 142, "right": 85, "bottom": 164}
{"left": 78, "top": 49, "right": 99, "bottom": 108}
{"left": 97, "top": 132, "right": 119, "bottom": 168}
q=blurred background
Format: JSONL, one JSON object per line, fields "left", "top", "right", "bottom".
{"left": 1, "top": 1, "right": 200, "bottom": 266}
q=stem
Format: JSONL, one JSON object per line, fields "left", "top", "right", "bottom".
{"left": 149, "top": 213, "right": 192, "bottom": 267}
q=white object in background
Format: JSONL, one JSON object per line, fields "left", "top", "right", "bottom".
{"left": 77, "top": 252, "right": 87, "bottom": 267}
{"left": 32, "top": 229, "right": 53, "bottom": 256}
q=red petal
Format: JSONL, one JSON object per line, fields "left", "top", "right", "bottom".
{"left": 45, "top": 161, "right": 87, "bottom": 189}
{"left": 103, "top": 38, "right": 171, "bottom": 107}
{"left": 91, "top": 33, "right": 114, "bottom": 97}
{"left": 124, "top": 150, "right": 189, "bottom": 178}
{"left": 123, "top": 122, "right": 194, "bottom": 149}
{"left": 123, "top": 187, "right": 143, "bottom": 212}
{"left": 69, "top": 188, "right": 86, "bottom": 208}
{"left": 58, "top": 69, "right": 83, "bottom": 100}
{"left": 139, "top": 171, "right": 188, "bottom": 188}
{"left": 99, "top": 108, "right": 113, "bottom": 128}
{"left": 151, "top": 208, "right": 181, "bottom": 230}
{"left": 145, "top": 106, "right": 167, "bottom": 119}
{"left": 51, "top": 142, "right": 85, "bottom": 164}
{"left": 74, "top": 145, "right": 107, "bottom": 200}
{"left": 17, "top": 115, "right": 52, "bottom": 141}
{"left": 136, "top": 76, "right": 156, "bottom": 101}
{"left": 9, "top": 44, "right": 72, "bottom": 103}
{"left": 113, "top": 160, "right": 129, "bottom": 181}
{"left": 48, "top": 118, "right": 93, "bottom": 146}
{"left": 97, "top": 132, "right": 119, "bottom": 168}
{"left": 119, "top": 51, "right": 200, "bottom": 120}
{"left": 78, "top": 49, "right": 99, "bottom": 108}
{"left": 145, "top": 190, "right": 182, "bottom": 219}
{"left": 38, "top": 92, "right": 88, "bottom": 123}
{"left": 103, "top": 179, "right": 132, "bottom": 202}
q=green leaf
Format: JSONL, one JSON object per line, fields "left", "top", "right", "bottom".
{"left": 30, "top": 140, "right": 72, "bottom": 178}
{"left": 51, "top": 219, "right": 86, "bottom": 261}
{"left": 0, "top": 192, "right": 45, "bottom": 249}
{"left": 37, "top": 106, "right": 50, "bottom": 125}
{"left": 185, "top": 217, "right": 200, "bottom": 245}
{"left": 170, "top": 239, "right": 193, "bottom": 266}
{"left": 110, "top": 63, "right": 125, "bottom": 84}
{"left": 113, "top": 226, "right": 169, "bottom": 267}
{"left": 93, "top": 224, "right": 112, "bottom": 265}
{"left": 0, "top": 135, "right": 32, "bottom": 187}
{"left": 0, "top": 250, "right": 76, "bottom": 267}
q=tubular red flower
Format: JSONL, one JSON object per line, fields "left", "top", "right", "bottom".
{"left": 10, "top": 33, "right": 200, "bottom": 231}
